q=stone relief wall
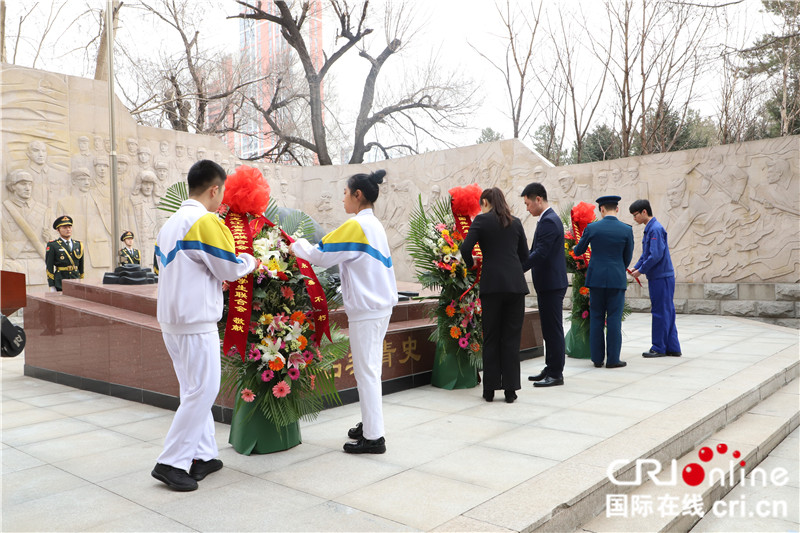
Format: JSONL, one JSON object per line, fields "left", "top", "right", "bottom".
{"left": 2, "top": 64, "right": 799, "bottom": 309}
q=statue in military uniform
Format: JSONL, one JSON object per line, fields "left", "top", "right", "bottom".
{"left": 45, "top": 215, "right": 84, "bottom": 292}
{"left": 118, "top": 230, "right": 141, "bottom": 266}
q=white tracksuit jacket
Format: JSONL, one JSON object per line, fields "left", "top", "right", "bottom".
{"left": 155, "top": 199, "right": 255, "bottom": 334}
{"left": 293, "top": 208, "right": 398, "bottom": 321}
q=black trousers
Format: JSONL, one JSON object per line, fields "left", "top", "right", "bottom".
{"left": 480, "top": 292, "right": 525, "bottom": 392}
{"left": 536, "top": 287, "right": 567, "bottom": 379}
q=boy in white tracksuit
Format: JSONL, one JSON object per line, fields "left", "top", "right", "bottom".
{"left": 292, "top": 169, "right": 398, "bottom": 454}
{"left": 152, "top": 160, "right": 255, "bottom": 491}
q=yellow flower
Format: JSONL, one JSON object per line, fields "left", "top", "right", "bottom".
{"left": 442, "top": 245, "right": 452, "bottom": 254}
{"left": 260, "top": 313, "right": 273, "bottom": 325}
{"left": 441, "top": 229, "right": 450, "bottom": 237}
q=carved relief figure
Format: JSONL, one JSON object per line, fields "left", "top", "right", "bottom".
{"left": 196, "top": 146, "right": 207, "bottom": 161}
{"left": 277, "top": 177, "right": 297, "bottom": 209}
{"left": 126, "top": 137, "right": 139, "bottom": 158}
{"left": 555, "top": 169, "right": 591, "bottom": 208}
{"left": 174, "top": 143, "right": 190, "bottom": 181}
{"left": 131, "top": 170, "right": 162, "bottom": 262}
{"left": 2, "top": 170, "right": 50, "bottom": 285}
{"left": 57, "top": 167, "right": 113, "bottom": 269}
{"left": 71, "top": 136, "right": 93, "bottom": 174}
{"left": 22, "top": 140, "right": 67, "bottom": 208}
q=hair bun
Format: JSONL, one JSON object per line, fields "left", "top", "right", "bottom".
{"left": 370, "top": 169, "right": 387, "bottom": 184}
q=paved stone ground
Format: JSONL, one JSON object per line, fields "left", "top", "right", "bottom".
{"left": 2, "top": 313, "right": 798, "bottom": 532}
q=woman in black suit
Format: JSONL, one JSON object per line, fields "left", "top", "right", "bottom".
{"left": 460, "top": 187, "right": 530, "bottom": 403}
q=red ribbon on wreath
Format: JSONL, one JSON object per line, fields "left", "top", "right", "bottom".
{"left": 223, "top": 212, "right": 254, "bottom": 361}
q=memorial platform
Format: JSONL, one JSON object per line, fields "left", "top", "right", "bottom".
{"left": 21, "top": 280, "right": 542, "bottom": 420}
{"left": 2, "top": 312, "right": 797, "bottom": 532}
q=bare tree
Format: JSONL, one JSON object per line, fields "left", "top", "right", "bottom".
{"left": 550, "top": 5, "right": 611, "bottom": 164}
{"left": 116, "top": 0, "right": 264, "bottom": 137}
{"left": 94, "top": 1, "right": 122, "bottom": 81}
{"left": 232, "top": 0, "right": 477, "bottom": 165}
{"left": 472, "top": 0, "right": 542, "bottom": 140}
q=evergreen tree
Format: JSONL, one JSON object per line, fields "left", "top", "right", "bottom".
{"left": 476, "top": 127, "right": 504, "bottom": 144}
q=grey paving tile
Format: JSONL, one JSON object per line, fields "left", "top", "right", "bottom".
{"left": 533, "top": 409, "right": 641, "bottom": 438}
{"left": 412, "top": 413, "right": 517, "bottom": 444}
{"left": 1, "top": 447, "right": 46, "bottom": 475}
{"left": 417, "top": 444, "right": 557, "bottom": 491}
{"left": 153, "top": 476, "right": 326, "bottom": 531}
{"left": 482, "top": 426, "right": 604, "bottom": 461}
{"left": 335, "top": 470, "right": 496, "bottom": 531}
{"left": 2, "top": 483, "right": 145, "bottom": 531}
{"left": 1, "top": 417, "right": 100, "bottom": 447}
{"left": 53, "top": 440, "right": 162, "bottom": 483}
{"left": 2, "top": 463, "right": 91, "bottom": 508}
{"left": 18, "top": 428, "right": 139, "bottom": 464}
{"left": 1, "top": 406, "right": 66, "bottom": 429}
{"left": 219, "top": 441, "right": 331, "bottom": 477}
{"left": 84, "top": 509, "right": 197, "bottom": 532}
{"left": 262, "top": 450, "right": 403, "bottom": 499}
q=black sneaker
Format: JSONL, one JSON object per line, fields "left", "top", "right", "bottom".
{"left": 347, "top": 422, "right": 363, "bottom": 439}
{"left": 151, "top": 463, "right": 198, "bottom": 491}
{"left": 343, "top": 437, "right": 386, "bottom": 454}
{"left": 189, "top": 458, "right": 223, "bottom": 481}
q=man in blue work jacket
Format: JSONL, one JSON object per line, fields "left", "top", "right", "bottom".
{"left": 629, "top": 199, "right": 682, "bottom": 358}
{"left": 573, "top": 195, "right": 634, "bottom": 369}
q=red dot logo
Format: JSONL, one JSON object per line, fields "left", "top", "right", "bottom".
{"left": 740, "top": 460, "right": 746, "bottom": 467}
{"left": 682, "top": 463, "right": 705, "bottom": 486}
{"left": 733, "top": 450, "right": 741, "bottom": 459}
{"left": 698, "top": 447, "right": 714, "bottom": 462}
{"left": 716, "top": 443, "right": 728, "bottom": 454}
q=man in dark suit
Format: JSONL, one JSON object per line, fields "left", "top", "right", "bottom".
{"left": 573, "top": 196, "right": 634, "bottom": 368}
{"left": 521, "top": 183, "right": 568, "bottom": 387}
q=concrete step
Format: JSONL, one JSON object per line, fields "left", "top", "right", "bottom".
{"left": 578, "top": 378, "right": 799, "bottom": 532}
{"left": 448, "top": 344, "right": 798, "bottom": 532}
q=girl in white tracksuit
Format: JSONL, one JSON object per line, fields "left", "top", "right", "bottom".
{"left": 292, "top": 170, "right": 398, "bottom": 454}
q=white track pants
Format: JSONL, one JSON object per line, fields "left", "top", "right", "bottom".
{"left": 348, "top": 315, "right": 390, "bottom": 440}
{"left": 157, "top": 331, "right": 220, "bottom": 472}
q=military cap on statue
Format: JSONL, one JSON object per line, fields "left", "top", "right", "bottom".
{"left": 53, "top": 215, "right": 74, "bottom": 230}
{"left": 120, "top": 230, "right": 135, "bottom": 242}
{"left": 595, "top": 195, "right": 622, "bottom": 207}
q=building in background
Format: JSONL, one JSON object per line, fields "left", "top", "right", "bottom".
{"left": 223, "top": 1, "right": 324, "bottom": 164}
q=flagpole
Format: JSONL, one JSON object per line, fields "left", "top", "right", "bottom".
{"left": 106, "top": 0, "right": 119, "bottom": 263}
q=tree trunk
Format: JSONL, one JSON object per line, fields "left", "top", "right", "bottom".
{"left": 94, "top": 1, "right": 121, "bottom": 81}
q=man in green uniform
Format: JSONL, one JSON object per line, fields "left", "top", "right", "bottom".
{"left": 45, "top": 215, "right": 84, "bottom": 292}
{"left": 118, "top": 230, "right": 142, "bottom": 266}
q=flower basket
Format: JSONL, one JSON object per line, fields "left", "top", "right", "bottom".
{"left": 407, "top": 187, "right": 483, "bottom": 390}
{"left": 229, "top": 392, "right": 301, "bottom": 455}
{"left": 565, "top": 317, "right": 591, "bottom": 359}
{"left": 216, "top": 167, "right": 349, "bottom": 455}
{"left": 431, "top": 318, "right": 480, "bottom": 389}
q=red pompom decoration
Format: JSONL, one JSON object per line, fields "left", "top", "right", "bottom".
{"left": 222, "top": 165, "right": 271, "bottom": 217}
{"left": 571, "top": 201, "right": 596, "bottom": 234}
{"left": 449, "top": 184, "right": 482, "bottom": 218}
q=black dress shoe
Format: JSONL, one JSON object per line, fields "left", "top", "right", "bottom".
{"left": 189, "top": 458, "right": 223, "bottom": 481}
{"left": 528, "top": 369, "right": 548, "bottom": 382}
{"left": 667, "top": 352, "right": 682, "bottom": 357}
{"left": 642, "top": 350, "right": 666, "bottom": 358}
{"left": 151, "top": 463, "right": 198, "bottom": 491}
{"left": 534, "top": 376, "right": 564, "bottom": 387}
{"left": 606, "top": 361, "right": 627, "bottom": 368}
{"left": 504, "top": 390, "right": 517, "bottom": 403}
{"left": 343, "top": 437, "right": 386, "bottom": 454}
{"left": 483, "top": 390, "right": 494, "bottom": 402}
{"left": 593, "top": 362, "right": 604, "bottom": 368}
{"left": 348, "top": 422, "right": 363, "bottom": 439}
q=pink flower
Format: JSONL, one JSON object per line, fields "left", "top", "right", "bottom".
{"left": 458, "top": 337, "right": 469, "bottom": 348}
{"left": 281, "top": 286, "right": 294, "bottom": 300}
{"left": 581, "top": 310, "right": 589, "bottom": 319}
{"left": 272, "top": 381, "right": 291, "bottom": 398}
{"left": 240, "top": 388, "right": 256, "bottom": 402}
{"left": 252, "top": 301, "right": 262, "bottom": 311}
{"left": 226, "top": 346, "right": 238, "bottom": 358}
{"left": 248, "top": 346, "right": 261, "bottom": 361}
{"left": 288, "top": 352, "right": 305, "bottom": 368}
{"left": 261, "top": 369, "right": 274, "bottom": 382}
{"left": 303, "top": 351, "right": 315, "bottom": 364}
{"left": 287, "top": 367, "right": 300, "bottom": 380}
